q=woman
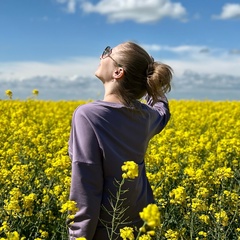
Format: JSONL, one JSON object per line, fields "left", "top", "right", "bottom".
{"left": 67, "top": 41, "right": 173, "bottom": 239}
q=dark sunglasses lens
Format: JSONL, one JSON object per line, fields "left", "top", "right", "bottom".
{"left": 102, "top": 46, "right": 111, "bottom": 58}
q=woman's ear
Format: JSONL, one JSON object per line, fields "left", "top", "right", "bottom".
{"left": 113, "top": 67, "right": 124, "bottom": 79}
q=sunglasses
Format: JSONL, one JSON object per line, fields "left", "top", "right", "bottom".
{"left": 101, "top": 46, "right": 122, "bottom": 67}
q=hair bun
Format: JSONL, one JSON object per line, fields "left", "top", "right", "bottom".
{"left": 146, "top": 57, "right": 155, "bottom": 77}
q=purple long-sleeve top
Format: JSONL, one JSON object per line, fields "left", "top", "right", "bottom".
{"left": 68, "top": 96, "right": 170, "bottom": 240}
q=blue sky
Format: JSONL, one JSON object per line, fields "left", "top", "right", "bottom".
{"left": 0, "top": 0, "right": 240, "bottom": 100}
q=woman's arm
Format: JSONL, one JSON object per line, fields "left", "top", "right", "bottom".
{"left": 145, "top": 94, "right": 171, "bottom": 134}
{"left": 68, "top": 106, "right": 103, "bottom": 239}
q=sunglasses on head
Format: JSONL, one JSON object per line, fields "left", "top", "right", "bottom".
{"left": 101, "top": 46, "right": 122, "bottom": 67}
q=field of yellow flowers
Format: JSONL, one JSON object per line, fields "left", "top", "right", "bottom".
{"left": 0, "top": 95, "right": 239, "bottom": 240}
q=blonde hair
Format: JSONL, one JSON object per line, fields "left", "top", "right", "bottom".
{"left": 113, "top": 41, "right": 173, "bottom": 105}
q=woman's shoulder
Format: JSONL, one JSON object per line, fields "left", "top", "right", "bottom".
{"left": 73, "top": 100, "right": 123, "bottom": 117}
{"left": 74, "top": 101, "right": 99, "bottom": 116}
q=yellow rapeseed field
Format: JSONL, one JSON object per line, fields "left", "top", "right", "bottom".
{"left": 0, "top": 96, "right": 239, "bottom": 240}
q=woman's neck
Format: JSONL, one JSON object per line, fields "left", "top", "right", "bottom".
{"left": 103, "top": 93, "right": 123, "bottom": 104}
{"left": 103, "top": 81, "right": 124, "bottom": 104}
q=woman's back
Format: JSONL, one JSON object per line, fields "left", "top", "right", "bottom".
{"left": 68, "top": 98, "right": 170, "bottom": 239}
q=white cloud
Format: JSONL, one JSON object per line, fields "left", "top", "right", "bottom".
{"left": 166, "top": 45, "right": 208, "bottom": 54}
{"left": 0, "top": 57, "right": 98, "bottom": 80}
{"left": 143, "top": 44, "right": 210, "bottom": 54}
{"left": 56, "top": 0, "right": 187, "bottom": 23}
{"left": 1, "top": 72, "right": 239, "bottom": 101}
{"left": 230, "top": 49, "right": 240, "bottom": 55}
{"left": 168, "top": 71, "right": 240, "bottom": 100}
{"left": 56, "top": 0, "right": 78, "bottom": 13}
{"left": 167, "top": 55, "right": 240, "bottom": 77}
{"left": 1, "top": 45, "right": 240, "bottom": 79}
{"left": 212, "top": 3, "right": 240, "bottom": 20}
{"left": 1, "top": 44, "right": 240, "bottom": 100}
{"left": 141, "top": 44, "right": 240, "bottom": 76}
{"left": 0, "top": 76, "right": 103, "bottom": 100}
{"left": 141, "top": 44, "right": 163, "bottom": 51}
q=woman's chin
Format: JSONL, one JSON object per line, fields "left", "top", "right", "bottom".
{"left": 94, "top": 72, "right": 103, "bottom": 82}
{"left": 95, "top": 70, "right": 101, "bottom": 80}
{"left": 94, "top": 70, "right": 99, "bottom": 78}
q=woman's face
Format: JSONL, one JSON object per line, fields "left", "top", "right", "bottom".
{"left": 95, "top": 45, "right": 122, "bottom": 83}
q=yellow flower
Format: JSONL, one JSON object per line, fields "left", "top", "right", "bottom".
{"left": 191, "top": 198, "right": 207, "bottom": 212}
{"left": 32, "top": 89, "right": 39, "bottom": 96}
{"left": 23, "top": 193, "right": 37, "bottom": 216}
{"left": 196, "top": 187, "right": 209, "bottom": 198}
{"left": 169, "top": 186, "right": 186, "bottom": 205}
{"left": 213, "top": 167, "right": 234, "bottom": 183}
{"left": 1, "top": 98, "right": 240, "bottom": 239}
{"left": 0, "top": 221, "right": 10, "bottom": 232}
{"left": 5, "top": 89, "right": 13, "bottom": 99}
{"left": 198, "top": 214, "right": 210, "bottom": 225}
{"left": 6, "top": 231, "right": 20, "bottom": 240}
{"left": 215, "top": 210, "right": 229, "bottom": 226}
{"left": 53, "top": 185, "right": 62, "bottom": 196}
{"left": 198, "top": 231, "right": 207, "bottom": 237}
{"left": 139, "top": 234, "right": 152, "bottom": 240}
{"left": 121, "top": 161, "right": 138, "bottom": 179}
{"left": 4, "top": 188, "right": 22, "bottom": 216}
{"left": 139, "top": 204, "right": 161, "bottom": 228}
{"left": 60, "top": 200, "right": 79, "bottom": 214}
{"left": 120, "top": 227, "right": 135, "bottom": 240}
{"left": 165, "top": 229, "right": 179, "bottom": 240}
{"left": 39, "top": 230, "right": 49, "bottom": 238}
